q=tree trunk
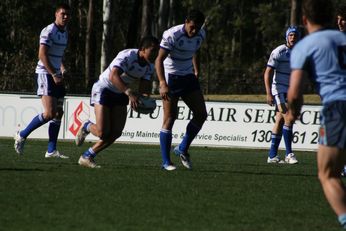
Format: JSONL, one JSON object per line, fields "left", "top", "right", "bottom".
{"left": 141, "top": 0, "right": 153, "bottom": 37}
{"left": 85, "top": 0, "right": 95, "bottom": 88}
{"left": 290, "top": 0, "right": 301, "bottom": 26}
{"left": 101, "top": 0, "right": 112, "bottom": 72}
{"left": 158, "top": 0, "right": 169, "bottom": 37}
{"left": 126, "top": 0, "right": 141, "bottom": 48}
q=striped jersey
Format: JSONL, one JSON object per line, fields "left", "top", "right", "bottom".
{"left": 267, "top": 44, "right": 292, "bottom": 95}
{"left": 160, "top": 24, "right": 205, "bottom": 78}
{"left": 35, "top": 23, "right": 68, "bottom": 74}
{"left": 99, "top": 49, "right": 154, "bottom": 93}
{"left": 291, "top": 29, "right": 346, "bottom": 104}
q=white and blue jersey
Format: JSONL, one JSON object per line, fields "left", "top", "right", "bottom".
{"left": 267, "top": 44, "right": 292, "bottom": 95}
{"left": 291, "top": 29, "right": 346, "bottom": 104}
{"left": 35, "top": 23, "right": 68, "bottom": 74}
{"left": 160, "top": 24, "right": 205, "bottom": 79}
{"left": 98, "top": 49, "right": 154, "bottom": 93}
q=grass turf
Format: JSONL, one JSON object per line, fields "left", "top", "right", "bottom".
{"left": 0, "top": 138, "right": 342, "bottom": 231}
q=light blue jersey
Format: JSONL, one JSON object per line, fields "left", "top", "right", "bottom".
{"left": 290, "top": 29, "right": 346, "bottom": 104}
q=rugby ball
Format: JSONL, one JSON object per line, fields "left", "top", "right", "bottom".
{"left": 136, "top": 96, "right": 157, "bottom": 114}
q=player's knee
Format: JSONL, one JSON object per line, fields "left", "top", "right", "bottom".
{"left": 318, "top": 168, "right": 338, "bottom": 183}
{"left": 43, "top": 111, "right": 56, "bottom": 121}
{"left": 95, "top": 129, "right": 109, "bottom": 139}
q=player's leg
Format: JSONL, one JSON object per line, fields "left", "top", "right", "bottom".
{"left": 317, "top": 145, "right": 346, "bottom": 227}
{"left": 14, "top": 74, "right": 54, "bottom": 154}
{"left": 78, "top": 103, "right": 111, "bottom": 168}
{"left": 318, "top": 101, "right": 346, "bottom": 227}
{"left": 160, "top": 96, "right": 179, "bottom": 170}
{"left": 90, "top": 104, "right": 126, "bottom": 153}
{"left": 45, "top": 97, "right": 68, "bottom": 158}
{"left": 275, "top": 93, "right": 297, "bottom": 164}
{"left": 282, "top": 110, "right": 297, "bottom": 164}
{"left": 267, "top": 111, "right": 284, "bottom": 163}
{"left": 179, "top": 89, "right": 207, "bottom": 153}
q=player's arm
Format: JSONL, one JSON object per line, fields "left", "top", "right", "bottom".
{"left": 192, "top": 54, "right": 199, "bottom": 78}
{"left": 38, "top": 44, "right": 63, "bottom": 85}
{"left": 109, "top": 67, "right": 138, "bottom": 109}
{"left": 155, "top": 48, "right": 170, "bottom": 100}
{"left": 287, "top": 69, "right": 305, "bottom": 121}
{"left": 263, "top": 66, "right": 274, "bottom": 106}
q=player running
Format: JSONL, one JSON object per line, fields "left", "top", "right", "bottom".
{"left": 75, "top": 35, "right": 159, "bottom": 168}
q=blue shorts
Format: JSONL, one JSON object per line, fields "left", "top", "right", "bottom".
{"left": 167, "top": 73, "right": 201, "bottom": 97}
{"left": 274, "top": 93, "right": 287, "bottom": 113}
{"left": 319, "top": 101, "right": 346, "bottom": 149}
{"left": 90, "top": 82, "right": 129, "bottom": 107}
{"left": 36, "top": 73, "right": 65, "bottom": 99}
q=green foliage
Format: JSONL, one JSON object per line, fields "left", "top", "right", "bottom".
{"left": 0, "top": 0, "right": 339, "bottom": 94}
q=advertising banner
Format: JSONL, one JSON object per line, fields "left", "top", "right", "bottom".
{"left": 0, "top": 94, "right": 321, "bottom": 151}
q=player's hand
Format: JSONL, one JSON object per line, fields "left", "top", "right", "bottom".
{"left": 53, "top": 73, "right": 64, "bottom": 85}
{"left": 266, "top": 94, "right": 274, "bottom": 106}
{"left": 126, "top": 89, "right": 139, "bottom": 110}
{"left": 62, "top": 70, "right": 70, "bottom": 79}
{"left": 159, "top": 83, "right": 170, "bottom": 101}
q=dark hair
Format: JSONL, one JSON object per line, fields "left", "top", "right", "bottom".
{"left": 56, "top": 3, "right": 71, "bottom": 12}
{"left": 186, "top": 9, "right": 205, "bottom": 25}
{"left": 302, "top": 0, "right": 334, "bottom": 26}
{"left": 336, "top": 4, "right": 346, "bottom": 19}
{"left": 139, "top": 35, "right": 159, "bottom": 49}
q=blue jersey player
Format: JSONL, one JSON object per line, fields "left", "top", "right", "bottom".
{"left": 74, "top": 36, "right": 159, "bottom": 168}
{"left": 287, "top": 0, "right": 346, "bottom": 228}
{"left": 155, "top": 9, "right": 207, "bottom": 171}
{"left": 14, "top": 3, "right": 71, "bottom": 158}
{"left": 264, "top": 26, "right": 300, "bottom": 164}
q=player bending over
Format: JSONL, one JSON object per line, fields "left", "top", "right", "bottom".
{"left": 75, "top": 36, "right": 159, "bottom": 168}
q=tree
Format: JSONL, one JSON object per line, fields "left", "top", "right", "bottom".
{"left": 100, "top": 0, "right": 112, "bottom": 72}
{"left": 85, "top": 0, "right": 96, "bottom": 89}
{"left": 141, "top": 0, "right": 153, "bottom": 37}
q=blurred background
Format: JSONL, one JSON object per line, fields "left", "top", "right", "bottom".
{"left": 0, "top": 0, "right": 343, "bottom": 96}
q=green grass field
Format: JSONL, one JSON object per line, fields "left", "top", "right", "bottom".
{"left": 0, "top": 138, "right": 343, "bottom": 231}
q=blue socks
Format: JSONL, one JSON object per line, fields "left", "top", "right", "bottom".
{"left": 82, "top": 147, "right": 96, "bottom": 158}
{"left": 269, "top": 133, "right": 282, "bottom": 158}
{"left": 283, "top": 125, "right": 293, "bottom": 155}
{"left": 47, "top": 119, "right": 61, "bottom": 153}
{"left": 338, "top": 214, "right": 346, "bottom": 228}
{"left": 160, "top": 129, "right": 172, "bottom": 166}
{"left": 83, "top": 120, "right": 92, "bottom": 132}
{"left": 179, "top": 121, "right": 201, "bottom": 153}
{"left": 20, "top": 114, "right": 47, "bottom": 138}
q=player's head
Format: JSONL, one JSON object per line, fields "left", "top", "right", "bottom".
{"left": 55, "top": 3, "right": 71, "bottom": 28}
{"left": 302, "top": 0, "right": 334, "bottom": 27}
{"left": 138, "top": 35, "right": 159, "bottom": 63}
{"left": 185, "top": 9, "right": 205, "bottom": 38}
{"left": 336, "top": 4, "right": 346, "bottom": 32}
{"left": 285, "top": 26, "right": 300, "bottom": 47}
